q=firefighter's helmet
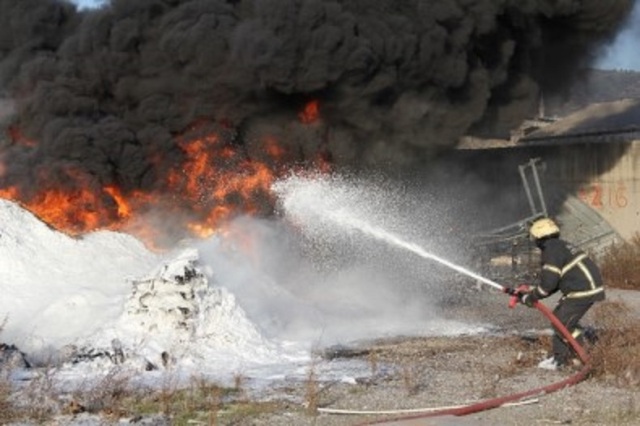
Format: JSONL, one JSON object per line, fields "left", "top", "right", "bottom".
{"left": 529, "top": 217, "right": 560, "bottom": 240}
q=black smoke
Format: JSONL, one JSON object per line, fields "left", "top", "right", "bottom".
{"left": 0, "top": 0, "right": 634, "bottom": 198}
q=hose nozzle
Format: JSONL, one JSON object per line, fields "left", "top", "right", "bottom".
{"left": 506, "top": 284, "right": 531, "bottom": 309}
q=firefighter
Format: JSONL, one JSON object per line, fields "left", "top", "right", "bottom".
{"left": 519, "top": 217, "right": 605, "bottom": 370}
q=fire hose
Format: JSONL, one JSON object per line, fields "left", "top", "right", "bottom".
{"left": 326, "top": 284, "right": 592, "bottom": 425}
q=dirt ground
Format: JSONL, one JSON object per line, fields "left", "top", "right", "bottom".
{"left": 244, "top": 286, "right": 640, "bottom": 426}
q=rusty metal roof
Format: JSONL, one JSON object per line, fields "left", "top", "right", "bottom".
{"left": 520, "top": 98, "right": 640, "bottom": 144}
{"left": 456, "top": 136, "right": 519, "bottom": 150}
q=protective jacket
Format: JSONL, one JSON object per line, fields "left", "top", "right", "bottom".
{"left": 532, "top": 237, "right": 605, "bottom": 302}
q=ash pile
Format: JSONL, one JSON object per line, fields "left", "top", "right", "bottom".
{"left": 65, "top": 255, "right": 210, "bottom": 371}
{"left": 40, "top": 249, "right": 278, "bottom": 375}
{"left": 126, "top": 256, "right": 206, "bottom": 339}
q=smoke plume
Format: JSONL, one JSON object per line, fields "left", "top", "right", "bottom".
{"left": 0, "top": 0, "right": 633, "bottom": 237}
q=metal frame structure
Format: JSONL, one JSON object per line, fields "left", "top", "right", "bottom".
{"left": 473, "top": 157, "right": 547, "bottom": 248}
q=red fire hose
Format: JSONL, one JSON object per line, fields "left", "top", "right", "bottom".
{"left": 357, "top": 299, "right": 592, "bottom": 425}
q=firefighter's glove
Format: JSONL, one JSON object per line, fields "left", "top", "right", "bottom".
{"left": 519, "top": 292, "right": 537, "bottom": 308}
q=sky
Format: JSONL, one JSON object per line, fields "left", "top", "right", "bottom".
{"left": 595, "top": 0, "right": 640, "bottom": 71}
{"left": 71, "top": 0, "right": 106, "bottom": 9}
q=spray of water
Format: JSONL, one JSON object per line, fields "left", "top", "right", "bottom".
{"left": 333, "top": 213, "right": 504, "bottom": 291}
{"left": 194, "top": 172, "right": 495, "bottom": 347}
{"left": 273, "top": 172, "right": 505, "bottom": 292}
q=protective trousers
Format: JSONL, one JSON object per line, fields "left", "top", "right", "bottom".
{"left": 551, "top": 298, "right": 594, "bottom": 365}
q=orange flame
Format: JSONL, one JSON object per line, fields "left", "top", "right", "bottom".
{"left": 0, "top": 167, "right": 119, "bottom": 235}
{"left": 7, "top": 126, "right": 37, "bottom": 148}
{"left": 264, "top": 136, "right": 287, "bottom": 159}
{"left": 103, "top": 186, "right": 132, "bottom": 220}
{"left": 166, "top": 131, "right": 277, "bottom": 239}
{"left": 0, "top": 135, "right": 275, "bottom": 248}
{"left": 299, "top": 100, "right": 320, "bottom": 124}
{"left": 0, "top": 121, "right": 331, "bottom": 250}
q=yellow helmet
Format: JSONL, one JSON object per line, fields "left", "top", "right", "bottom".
{"left": 529, "top": 217, "right": 560, "bottom": 240}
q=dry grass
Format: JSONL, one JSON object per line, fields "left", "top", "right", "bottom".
{"left": 400, "top": 362, "right": 419, "bottom": 396}
{"left": 586, "top": 236, "right": 640, "bottom": 387}
{"left": 589, "top": 300, "right": 640, "bottom": 387}
{"left": 77, "top": 369, "right": 135, "bottom": 417}
{"left": 0, "top": 367, "right": 282, "bottom": 425}
{"left": 167, "top": 377, "right": 223, "bottom": 425}
{"left": 0, "top": 320, "right": 20, "bottom": 423}
{"left": 368, "top": 350, "right": 379, "bottom": 376}
{"left": 304, "top": 360, "right": 319, "bottom": 415}
{"left": 600, "top": 234, "right": 640, "bottom": 290}
{"left": 0, "top": 374, "right": 19, "bottom": 424}
{"left": 233, "top": 371, "right": 248, "bottom": 403}
{"left": 18, "top": 366, "right": 60, "bottom": 422}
